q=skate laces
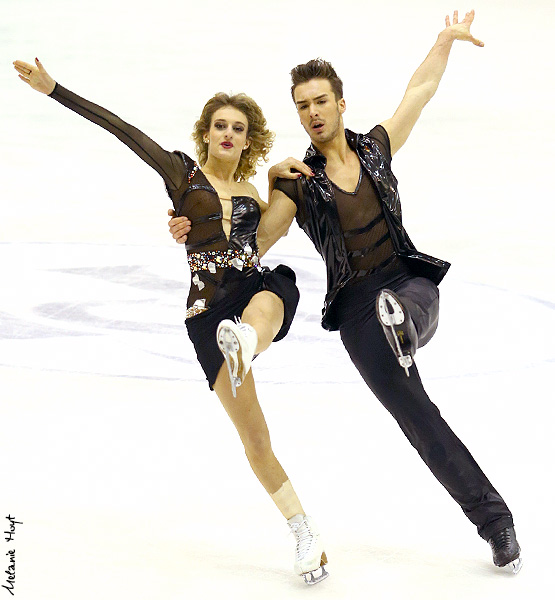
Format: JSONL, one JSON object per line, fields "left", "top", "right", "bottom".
{"left": 490, "top": 528, "right": 514, "bottom": 551}
{"left": 290, "top": 518, "right": 315, "bottom": 560}
{"left": 233, "top": 316, "right": 252, "bottom": 336}
{"left": 233, "top": 316, "right": 257, "bottom": 348}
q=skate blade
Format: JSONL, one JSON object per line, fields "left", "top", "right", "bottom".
{"left": 218, "top": 328, "right": 242, "bottom": 397}
{"left": 222, "top": 347, "right": 238, "bottom": 398}
{"left": 377, "top": 292, "right": 405, "bottom": 326}
{"left": 387, "top": 323, "right": 412, "bottom": 377}
{"left": 507, "top": 557, "right": 523, "bottom": 574}
{"left": 378, "top": 293, "right": 412, "bottom": 377}
{"left": 301, "top": 552, "right": 328, "bottom": 585}
{"left": 398, "top": 354, "right": 412, "bottom": 377}
{"left": 302, "top": 565, "right": 329, "bottom": 585}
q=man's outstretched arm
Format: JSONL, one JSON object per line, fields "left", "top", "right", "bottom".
{"left": 380, "top": 10, "right": 484, "bottom": 156}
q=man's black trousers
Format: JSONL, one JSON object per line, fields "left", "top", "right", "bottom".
{"left": 336, "top": 275, "right": 514, "bottom": 540}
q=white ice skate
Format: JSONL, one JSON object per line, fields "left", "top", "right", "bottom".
{"left": 287, "top": 514, "right": 329, "bottom": 585}
{"left": 216, "top": 318, "right": 258, "bottom": 397}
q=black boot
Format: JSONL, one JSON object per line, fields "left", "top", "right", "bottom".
{"left": 488, "top": 527, "right": 522, "bottom": 573}
{"left": 376, "top": 289, "right": 417, "bottom": 377}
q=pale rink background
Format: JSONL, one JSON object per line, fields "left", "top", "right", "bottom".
{"left": 1, "top": 0, "right": 554, "bottom": 598}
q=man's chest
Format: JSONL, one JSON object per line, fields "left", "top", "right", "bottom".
{"left": 324, "top": 153, "right": 361, "bottom": 194}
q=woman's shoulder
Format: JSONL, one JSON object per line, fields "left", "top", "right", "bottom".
{"left": 241, "top": 181, "right": 268, "bottom": 211}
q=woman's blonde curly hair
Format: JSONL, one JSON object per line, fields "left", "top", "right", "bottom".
{"left": 192, "top": 93, "right": 275, "bottom": 182}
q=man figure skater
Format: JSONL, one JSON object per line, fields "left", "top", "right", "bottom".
{"left": 169, "top": 10, "right": 522, "bottom": 572}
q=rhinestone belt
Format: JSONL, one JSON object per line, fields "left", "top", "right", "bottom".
{"left": 187, "top": 248, "right": 260, "bottom": 273}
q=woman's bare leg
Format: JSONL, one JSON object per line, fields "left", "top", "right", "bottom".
{"left": 213, "top": 363, "right": 304, "bottom": 519}
{"left": 241, "top": 290, "right": 284, "bottom": 355}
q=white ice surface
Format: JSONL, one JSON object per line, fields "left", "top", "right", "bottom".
{"left": 1, "top": 1, "right": 554, "bottom": 598}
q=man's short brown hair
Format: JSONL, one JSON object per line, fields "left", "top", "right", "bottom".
{"left": 290, "top": 58, "right": 344, "bottom": 102}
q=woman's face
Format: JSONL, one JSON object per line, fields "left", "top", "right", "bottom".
{"left": 205, "top": 106, "right": 250, "bottom": 163}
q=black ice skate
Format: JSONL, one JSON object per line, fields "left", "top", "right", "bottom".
{"left": 376, "top": 289, "right": 417, "bottom": 377}
{"left": 488, "top": 527, "right": 522, "bottom": 574}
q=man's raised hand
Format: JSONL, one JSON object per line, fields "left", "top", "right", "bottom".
{"left": 444, "top": 9, "right": 484, "bottom": 47}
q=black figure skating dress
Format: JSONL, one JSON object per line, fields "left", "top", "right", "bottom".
{"left": 49, "top": 84, "right": 299, "bottom": 388}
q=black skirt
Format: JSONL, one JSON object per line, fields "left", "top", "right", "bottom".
{"left": 185, "top": 264, "right": 299, "bottom": 389}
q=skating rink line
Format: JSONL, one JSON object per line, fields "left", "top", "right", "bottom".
{"left": 1, "top": 241, "right": 552, "bottom": 383}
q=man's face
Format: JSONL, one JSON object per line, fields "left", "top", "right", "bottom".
{"left": 293, "top": 78, "right": 345, "bottom": 145}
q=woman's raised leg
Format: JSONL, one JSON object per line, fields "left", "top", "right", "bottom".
{"left": 241, "top": 290, "right": 284, "bottom": 354}
{"left": 217, "top": 291, "right": 285, "bottom": 395}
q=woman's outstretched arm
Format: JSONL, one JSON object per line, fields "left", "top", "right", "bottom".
{"left": 13, "top": 58, "right": 186, "bottom": 191}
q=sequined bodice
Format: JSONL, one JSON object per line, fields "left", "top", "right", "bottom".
{"left": 172, "top": 163, "right": 262, "bottom": 310}
{"left": 228, "top": 195, "right": 261, "bottom": 251}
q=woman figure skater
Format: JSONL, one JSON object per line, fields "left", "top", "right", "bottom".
{"left": 13, "top": 57, "right": 327, "bottom": 585}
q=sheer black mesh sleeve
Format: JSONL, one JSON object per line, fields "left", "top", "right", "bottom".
{"left": 49, "top": 83, "right": 186, "bottom": 190}
{"left": 273, "top": 177, "right": 300, "bottom": 203}
{"left": 273, "top": 176, "right": 305, "bottom": 227}
{"left": 367, "top": 125, "right": 392, "bottom": 163}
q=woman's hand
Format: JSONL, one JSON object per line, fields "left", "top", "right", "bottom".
{"left": 13, "top": 58, "right": 56, "bottom": 94}
{"left": 268, "top": 157, "right": 313, "bottom": 200}
{"left": 268, "top": 157, "right": 313, "bottom": 183}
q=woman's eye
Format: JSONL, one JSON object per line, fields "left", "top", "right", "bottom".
{"left": 215, "top": 123, "right": 225, "bottom": 129}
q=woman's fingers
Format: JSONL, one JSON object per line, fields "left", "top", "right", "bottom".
{"left": 276, "top": 158, "right": 314, "bottom": 179}
{"left": 13, "top": 60, "right": 34, "bottom": 73}
{"left": 14, "top": 59, "right": 33, "bottom": 69}
{"left": 13, "top": 57, "right": 55, "bottom": 94}
{"left": 14, "top": 60, "right": 36, "bottom": 87}
{"left": 14, "top": 63, "right": 33, "bottom": 76}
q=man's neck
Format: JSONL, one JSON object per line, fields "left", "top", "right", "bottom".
{"left": 312, "top": 129, "right": 354, "bottom": 165}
